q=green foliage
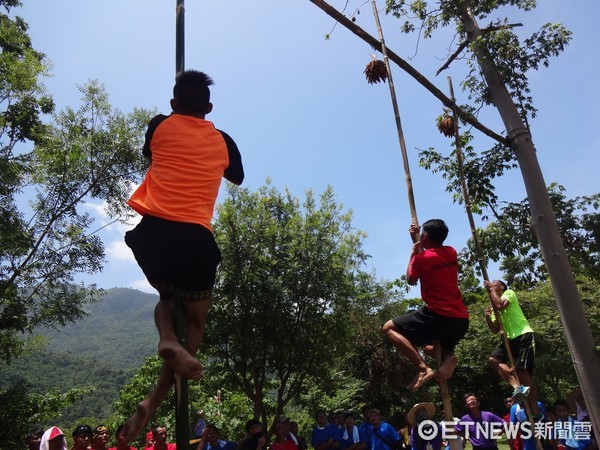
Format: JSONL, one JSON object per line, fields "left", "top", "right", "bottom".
{"left": 386, "top": 0, "right": 572, "bottom": 221}
{"left": 112, "top": 356, "right": 255, "bottom": 447}
{"left": 419, "top": 124, "right": 517, "bottom": 216}
{"left": 207, "top": 181, "right": 399, "bottom": 424}
{"left": 0, "top": 288, "right": 157, "bottom": 438}
{"left": 0, "top": 0, "right": 153, "bottom": 363}
{"left": 462, "top": 22, "right": 571, "bottom": 122}
{"left": 0, "top": 380, "right": 94, "bottom": 448}
{"left": 460, "top": 184, "right": 600, "bottom": 288}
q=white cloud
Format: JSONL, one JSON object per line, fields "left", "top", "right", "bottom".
{"left": 107, "top": 239, "right": 136, "bottom": 262}
{"left": 131, "top": 277, "right": 155, "bottom": 294}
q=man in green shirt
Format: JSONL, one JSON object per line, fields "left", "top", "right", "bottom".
{"left": 484, "top": 279, "right": 541, "bottom": 419}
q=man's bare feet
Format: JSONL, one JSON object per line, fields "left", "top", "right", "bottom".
{"left": 158, "top": 341, "right": 203, "bottom": 379}
{"left": 119, "top": 399, "right": 153, "bottom": 443}
{"left": 435, "top": 354, "right": 458, "bottom": 381}
{"left": 408, "top": 367, "right": 436, "bottom": 391}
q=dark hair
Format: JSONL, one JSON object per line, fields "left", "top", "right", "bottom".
{"left": 206, "top": 424, "right": 220, "bottom": 435}
{"left": 173, "top": 70, "right": 213, "bottom": 114}
{"left": 26, "top": 429, "right": 44, "bottom": 440}
{"left": 554, "top": 399, "right": 569, "bottom": 409}
{"left": 422, "top": 219, "right": 449, "bottom": 245}
{"left": 245, "top": 419, "right": 261, "bottom": 433}
{"left": 72, "top": 425, "right": 93, "bottom": 437}
{"left": 152, "top": 424, "right": 167, "bottom": 437}
{"left": 463, "top": 392, "right": 477, "bottom": 404}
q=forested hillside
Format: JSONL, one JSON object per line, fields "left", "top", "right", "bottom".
{"left": 0, "top": 288, "right": 158, "bottom": 422}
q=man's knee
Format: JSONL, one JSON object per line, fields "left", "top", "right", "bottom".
{"left": 382, "top": 320, "right": 395, "bottom": 336}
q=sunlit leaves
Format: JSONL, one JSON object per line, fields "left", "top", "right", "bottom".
{"left": 1, "top": 9, "right": 153, "bottom": 362}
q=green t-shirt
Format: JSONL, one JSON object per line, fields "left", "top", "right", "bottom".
{"left": 496, "top": 289, "right": 533, "bottom": 339}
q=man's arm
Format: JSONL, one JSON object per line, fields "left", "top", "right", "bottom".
{"left": 406, "top": 243, "right": 422, "bottom": 286}
{"left": 485, "top": 306, "right": 500, "bottom": 334}
{"left": 219, "top": 130, "right": 244, "bottom": 185}
{"left": 406, "top": 224, "right": 422, "bottom": 285}
{"left": 143, "top": 115, "right": 169, "bottom": 159}
{"left": 484, "top": 280, "right": 509, "bottom": 311}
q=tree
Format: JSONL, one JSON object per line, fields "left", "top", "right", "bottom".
{"left": 112, "top": 355, "right": 255, "bottom": 448}
{"left": 0, "top": 1, "right": 153, "bottom": 362}
{"left": 308, "top": 0, "right": 600, "bottom": 435}
{"left": 205, "top": 182, "right": 399, "bottom": 426}
{"left": 0, "top": 380, "right": 94, "bottom": 447}
{"left": 457, "top": 184, "right": 600, "bottom": 289}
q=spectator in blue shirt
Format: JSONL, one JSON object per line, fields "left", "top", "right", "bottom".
{"left": 312, "top": 410, "right": 340, "bottom": 450}
{"left": 197, "top": 425, "right": 237, "bottom": 450}
{"left": 339, "top": 413, "right": 366, "bottom": 450}
{"left": 367, "top": 409, "right": 401, "bottom": 450}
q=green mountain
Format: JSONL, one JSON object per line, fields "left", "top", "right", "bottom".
{"left": 43, "top": 287, "right": 159, "bottom": 369}
{"left": 0, "top": 288, "right": 159, "bottom": 423}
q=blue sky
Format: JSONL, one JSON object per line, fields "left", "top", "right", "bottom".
{"left": 14, "top": 1, "right": 600, "bottom": 294}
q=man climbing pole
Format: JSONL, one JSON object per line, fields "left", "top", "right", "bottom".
{"left": 485, "top": 280, "right": 542, "bottom": 420}
{"left": 120, "top": 70, "right": 244, "bottom": 442}
{"left": 383, "top": 219, "right": 469, "bottom": 391}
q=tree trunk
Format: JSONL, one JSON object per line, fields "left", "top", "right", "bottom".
{"left": 459, "top": 1, "right": 600, "bottom": 439}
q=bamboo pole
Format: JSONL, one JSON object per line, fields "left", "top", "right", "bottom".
{"left": 433, "top": 340, "right": 459, "bottom": 450}
{"left": 371, "top": 2, "right": 456, "bottom": 439}
{"left": 447, "top": 77, "right": 542, "bottom": 450}
{"left": 176, "top": 0, "right": 185, "bottom": 77}
{"left": 370, "top": 0, "right": 419, "bottom": 237}
{"left": 175, "top": 1, "right": 190, "bottom": 448}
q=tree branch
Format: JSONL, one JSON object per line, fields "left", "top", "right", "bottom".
{"left": 308, "top": 0, "right": 509, "bottom": 146}
{"left": 436, "top": 22, "right": 522, "bottom": 76}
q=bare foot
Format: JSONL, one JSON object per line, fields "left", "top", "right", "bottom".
{"left": 120, "top": 399, "right": 153, "bottom": 443}
{"left": 408, "top": 367, "right": 436, "bottom": 391}
{"left": 158, "top": 341, "right": 203, "bottom": 379}
{"left": 435, "top": 354, "right": 458, "bottom": 381}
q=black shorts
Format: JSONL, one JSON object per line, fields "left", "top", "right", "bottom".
{"left": 391, "top": 307, "right": 469, "bottom": 352}
{"left": 125, "top": 215, "right": 221, "bottom": 298}
{"left": 490, "top": 332, "right": 535, "bottom": 373}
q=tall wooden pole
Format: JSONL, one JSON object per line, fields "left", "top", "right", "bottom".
{"left": 370, "top": 0, "right": 419, "bottom": 239}
{"left": 371, "top": 3, "right": 455, "bottom": 443}
{"left": 175, "top": 1, "right": 189, "bottom": 448}
{"left": 448, "top": 76, "right": 542, "bottom": 450}
{"left": 176, "top": 0, "right": 185, "bottom": 77}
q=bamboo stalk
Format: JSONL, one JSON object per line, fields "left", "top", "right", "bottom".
{"left": 370, "top": 0, "right": 419, "bottom": 238}
{"left": 434, "top": 340, "right": 459, "bottom": 450}
{"left": 176, "top": 0, "right": 185, "bottom": 77}
{"left": 175, "top": 2, "right": 190, "bottom": 448}
{"left": 447, "top": 76, "right": 542, "bottom": 450}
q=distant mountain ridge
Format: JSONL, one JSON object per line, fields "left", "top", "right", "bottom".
{"left": 43, "top": 287, "right": 159, "bottom": 369}
{"left": 0, "top": 287, "right": 159, "bottom": 422}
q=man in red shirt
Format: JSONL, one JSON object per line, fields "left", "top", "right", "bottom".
{"left": 148, "top": 425, "right": 176, "bottom": 450}
{"left": 383, "top": 219, "right": 469, "bottom": 391}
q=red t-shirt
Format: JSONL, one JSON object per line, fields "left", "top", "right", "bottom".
{"left": 270, "top": 441, "right": 298, "bottom": 450}
{"left": 148, "top": 445, "right": 176, "bottom": 450}
{"left": 407, "top": 245, "right": 468, "bottom": 318}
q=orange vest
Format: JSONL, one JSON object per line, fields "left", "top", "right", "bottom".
{"left": 127, "top": 114, "right": 229, "bottom": 231}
